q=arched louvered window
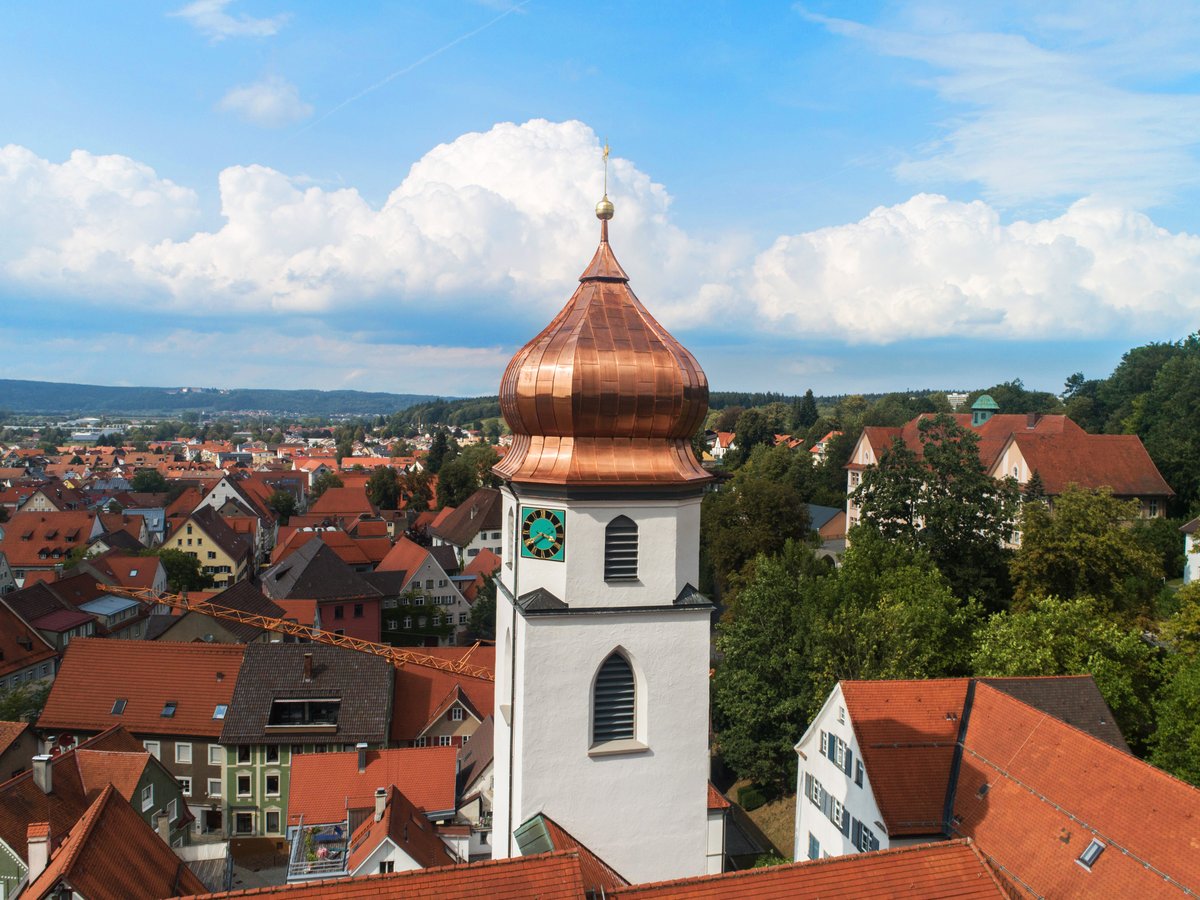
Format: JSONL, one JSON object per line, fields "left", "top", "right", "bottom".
{"left": 507, "top": 508, "right": 515, "bottom": 565}
{"left": 592, "top": 652, "right": 635, "bottom": 744}
{"left": 604, "top": 515, "right": 638, "bottom": 581}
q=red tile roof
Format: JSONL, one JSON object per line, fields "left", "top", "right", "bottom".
{"left": 287, "top": 747, "right": 458, "bottom": 826}
{"left": 346, "top": 785, "right": 457, "bottom": 873}
{"left": 73, "top": 749, "right": 150, "bottom": 801}
{"left": 952, "top": 683, "right": 1200, "bottom": 898}
{"left": 0, "top": 600, "right": 57, "bottom": 679}
{"left": 38, "top": 638, "right": 244, "bottom": 739}
{"left": 610, "top": 840, "right": 1005, "bottom": 899}
{"left": 706, "top": 782, "right": 731, "bottom": 810}
{"left": 0, "top": 726, "right": 143, "bottom": 865}
{"left": 0, "top": 511, "right": 101, "bottom": 568}
{"left": 0, "top": 720, "right": 29, "bottom": 757}
{"left": 375, "top": 536, "right": 428, "bottom": 577}
{"left": 390, "top": 645, "right": 495, "bottom": 744}
{"left": 841, "top": 679, "right": 968, "bottom": 836}
{"left": 31, "top": 607, "right": 95, "bottom": 632}
{"left": 26, "top": 783, "right": 206, "bottom": 899}
{"left": 539, "top": 814, "right": 628, "bottom": 894}
{"left": 179, "top": 851, "right": 587, "bottom": 899}
{"left": 1006, "top": 431, "right": 1174, "bottom": 496}
{"left": 310, "top": 486, "right": 377, "bottom": 517}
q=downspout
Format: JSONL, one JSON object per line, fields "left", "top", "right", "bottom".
{"left": 506, "top": 481, "right": 520, "bottom": 858}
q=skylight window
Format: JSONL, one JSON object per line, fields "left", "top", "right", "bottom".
{"left": 1077, "top": 839, "right": 1106, "bottom": 870}
{"left": 111, "top": 699, "right": 127, "bottom": 715}
{"left": 213, "top": 704, "right": 228, "bottom": 720}
{"left": 161, "top": 701, "right": 177, "bottom": 718}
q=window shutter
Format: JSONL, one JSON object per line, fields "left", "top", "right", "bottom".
{"left": 603, "top": 516, "right": 638, "bottom": 580}
{"left": 869, "top": 832, "right": 880, "bottom": 852}
{"left": 821, "top": 787, "right": 831, "bottom": 818}
{"left": 808, "top": 833, "right": 820, "bottom": 861}
{"left": 592, "top": 653, "right": 635, "bottom": 743}
{"left": 804, "top": 773, "right": 814, "bottom": 806}
{"left": 840, "top": 808, "right": 851, "bottom": 837}
{"left": 827, "top": 738, "right": 837, "bottom": 763}
{"left": 844, "top": 747, "right": 853, "bottom": 776}
{"left": 851, "top": 818, "right": 862, "bottom": 848}
{"left": 855, "top": 760, "right": 864, "bottom": 787}
{"left": 820, "top": 731, "right": 828, "bottom": 754}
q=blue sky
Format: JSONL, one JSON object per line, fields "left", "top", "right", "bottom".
{"left": 3, "top": 1, "right": 1200, "bottom": 398}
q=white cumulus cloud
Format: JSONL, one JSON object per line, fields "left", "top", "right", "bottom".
{"left": 218, "top": 75, "right": 313, "bottom": 127}
{"left": 3, "top": 120, "right": 1200, "bottom": 347}
{"left": 748, "top": 193, "right": 1200, "bottom": 342}
{"left": 172, "top": 0, "right": 287, "bottom": 40}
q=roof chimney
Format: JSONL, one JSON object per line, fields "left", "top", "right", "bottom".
{"left": 27, "top": 823, "right": 49, "bottom": 881}
{"left": 1027, "top": 412, "right": 1041, "bottom": 429}
{"left": 357, "top": 742, "right": 369, "bottom": 773}
{"left": 303, "top": 652, "right": 313, "bottom": 681}
{"left": 31, "top": 755, "right": 52, "bottom": 795}
{"left": 374, "top": 787, "right": 387, "bottom": 822}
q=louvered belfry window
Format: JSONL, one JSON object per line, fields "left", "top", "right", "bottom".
{"left": 604, "top": 515, "right": 638, "bottom": 580}
{"left": 593, "top": 652, "right": 635, "bottom": 743}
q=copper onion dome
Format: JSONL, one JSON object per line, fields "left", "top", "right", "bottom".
{"left": 493, "top": 200, "right": 711, "bottom": 487}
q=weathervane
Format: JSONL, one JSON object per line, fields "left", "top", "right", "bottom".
{"left": 596, "top": 140, "right": 615, "bottom": 224}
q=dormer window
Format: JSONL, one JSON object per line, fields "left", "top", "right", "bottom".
{"left": 603, "top": 516, "right": 638, "bottom": 581}
{"left": 112, "top": 698, "right": 127, "bottom": 715}
{"left": 1077, "top": 838, "right": 1105, "bottom": 870}
{"left": 162, "top": 701, "right": 177, "bottom": 718}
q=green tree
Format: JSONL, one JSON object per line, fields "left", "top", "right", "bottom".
{"left": 853, "top": 414, "right": 1019, "bottom": 609}
{"left": 468, "top": 576, "right": 497, "bottom": 640}
{"left": 792, "top": 389, "right": 819, "bottom": 431}
{"left": 1149, "top": 655, "right": 1200, "bottom": 785}
{"left": 725, "top": 408, "right": 775, "bottom": 467}
{"left": 1132, "top": 342, "right": 1200, "bottom": 512}
{"left": 310, "top": 471, "right": 344, "bottom": 500}
{"left": 426, "top": 428, "right": 451, "bottom": 474}
{"left": 266, "top": 490, "right": 297, "bottom": 522}
{"left": 459, "top": 443, "right": 502, "bottom": 489}
{"left": 400, "top": 469, "right": 433, "bottom": 510}
{"left": 0, "top": 681, "right": 52, "bottom": 722}
{"left": 972, "top": 595, "right": 1158, "bottom": 749}
{"left": 142, "top": 548, "right": 215, "bottom": 592}
{"left": 366, "top": 466, "right": 401, "bottom": 510}
{"left": 1011, "top": 486, "right": 1162, "bottom": 614}
{"left": 436, "top": 458, "right": 478, "bottom": 509}
{"left": 129, "top": 469, "right": 168, "bottom": 493}
{"left": 1024, "top": 469, "right": 1047, "bottom": 504}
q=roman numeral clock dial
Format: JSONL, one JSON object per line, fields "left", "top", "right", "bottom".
{"left": 520, "top": 506, "right": 566, "bottom": 561}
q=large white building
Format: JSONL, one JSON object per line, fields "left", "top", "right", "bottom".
{"left": 490, "top": 196, "right": 717, "bottom": 883}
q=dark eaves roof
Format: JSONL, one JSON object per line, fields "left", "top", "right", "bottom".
{"left": 219, "top": 643, "right": 393, "bottom": 746}
{"left": 429, "top": 488, "right": 502, "bottom": 547}
{"left": 429, "top": 544, "right": 461, "bottom": 575}
{"left": 188, "top": 506, "right": 253, "bottom": 562}
{"left": 674, "top": 584, "right": 711, "bottom": 607}
{"left": 517, "top": 587, "right": 567, "bottom": 611}
{"left": 261, "top": 540, "right": 381, "bottom": 602}
{"left": 978, "top": 675, "right": 1130, "bottom": 753}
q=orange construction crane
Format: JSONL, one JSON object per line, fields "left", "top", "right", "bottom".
{"left": 100, "top": 585, "right": 494, "bottom": 682}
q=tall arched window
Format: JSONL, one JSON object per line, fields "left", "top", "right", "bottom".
{"left": 604, "top": 515, "right": 638, "bottom": 581}
{"left": 592, "top": 652, "right": 635, "bottom": 744}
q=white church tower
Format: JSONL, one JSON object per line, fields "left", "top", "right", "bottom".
{"left": 490, "top": 180, "right": 715, "bottom": 884}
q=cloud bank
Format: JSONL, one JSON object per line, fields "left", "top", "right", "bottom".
{"left": 2, "top": 119, "right": 1200, "bottom": 345}
{"left": 171, "top": 0, "right": 288, "bottom": 40}
{"left": 218, "top": 75, "right": 313, "bottom": 127}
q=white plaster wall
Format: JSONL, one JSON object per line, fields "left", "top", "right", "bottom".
{"left": 989, "top": 441, "right": 1027, "bottom": 484}
{"left": 1186, "top": 535, "right": 1199, "bottom": 585}
{"left": 705, "top": 810, "right": 725, "bottom": 874}
{"left": 499, "top": 490, "right": 702, "bottom": 609}
{"left": 509, "top": 607, "right": 711, "bottom": 884}
{"left": 794, "top": 684, "right": 889, "bottom": 862}
{"left": 352, "top": 840, "right": 421, "bottom": 876}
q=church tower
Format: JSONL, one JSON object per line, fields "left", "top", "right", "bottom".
{"left": 491, "top": 178, "right": 714, "bottom": 884}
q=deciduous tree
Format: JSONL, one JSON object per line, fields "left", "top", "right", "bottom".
{"left": 365, "top": 466, "right": 401, "bottom": 510}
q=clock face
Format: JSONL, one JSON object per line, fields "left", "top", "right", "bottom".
{"left": 520, "top": 506, "right": 566, "bottom": 562}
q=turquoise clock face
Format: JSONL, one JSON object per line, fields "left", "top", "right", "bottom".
{"left": 520, "top": 506, "right": 566, "bottom": 562}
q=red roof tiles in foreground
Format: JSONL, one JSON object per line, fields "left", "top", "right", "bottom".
{"left": 375, "top": 536, "right": 428, "bottom": 577}
{"left": 26, "top": 783, "right": 206, "bottom": 899}
{"left": 539, "top": 814, "right": 629, "bottom": 895}
{"left": 841, "top": 679, "right": 968, "bottom": 836}
{"left": 952, "top": 683, "right": 1200, "bottom": 898}
{"left": 611, "top": 840, "right": 1005, "bottom": 899}
{"left": 707, "top": 782, "right": 731, "bottom": 811}
{"left": 345, "top": 785, "right": 456, "bottom": 873}
{"left": 180, "top": 851, "right": 587, "bottom": 900}
{"left": 38, "top": 638, "right": 244, "bottom": 739}
{"left": 390, "top": 645, "right": 495, "bottom": 743}
{"left": 287, "top": 747, "right": 458, "bottom": 826}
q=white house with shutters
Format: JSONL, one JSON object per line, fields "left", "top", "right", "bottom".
{"left": 793, "top": 682, "right": 886, "bottom": 863}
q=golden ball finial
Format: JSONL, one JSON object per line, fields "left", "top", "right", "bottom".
{"left": 596, "top": 195, "right": 615, "bottom": 220}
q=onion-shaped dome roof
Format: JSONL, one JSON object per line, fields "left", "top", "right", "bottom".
{"left": 492, "top": 209, "right": 711, "bottom": 487}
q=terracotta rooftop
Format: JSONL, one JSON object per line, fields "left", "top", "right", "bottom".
{"left": 952, "top": 683, "right": 1200, "bottom": 897}
{"left": 287, "top": 747, "right": 459, "bottom": 826}
{"left": 345, "top": 784, "right": 456, "bottom": 873}
{"left": 310, "top": 486, "right": 377, "bottom": 517}
{"left": 0, "top": 600, "right": 58, "bottom": 679}
{"left": 375, "top": 536, "right": 429, "bottom": 579}
{"left": 38, "top": 638, "right": 244, "bottom": 739}
{"left": 707, "top": 783, "right": 731, "bottom": 811}
{"left": 0, "top": 720, "right": 29, "bottom": 757}
{"left": 390, "top": 645, "right": 495, "bottom": 744}
{"left": 26, "top": 783, "right": 206, "bottom": 899}
{"left": 1005, "top": 431, "right": 1174, "bottom": 497}
{"left": 610, "top": 840, "right": 1005, "bottom": 899}
{"left": 429, "top": 488, "right": 502, "bottom": 547}
{"left": 179, "top": 851, "right": 588, "bottom": 899}
{"left": 518, "top": 813, "right": 629, "bottom": 895}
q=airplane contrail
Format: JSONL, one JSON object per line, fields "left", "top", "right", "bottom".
{"left": 296, "top": 0, "right": 532, "bottom": 136}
